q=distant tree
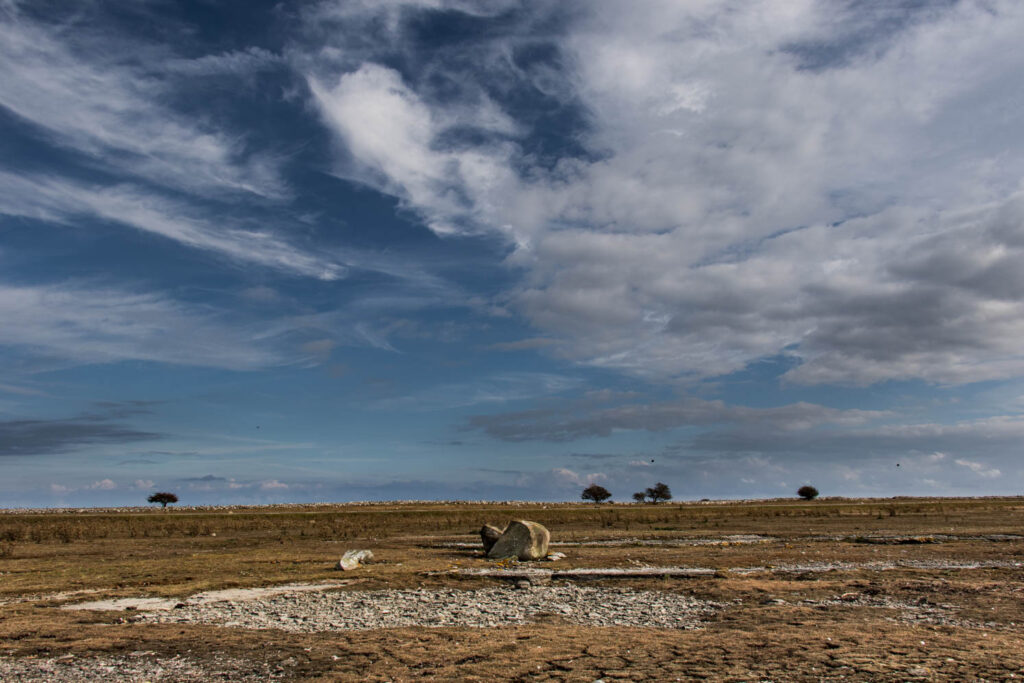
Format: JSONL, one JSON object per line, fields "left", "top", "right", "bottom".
{"left": 632, "top": 491, "right": 647, "bottom": 503}
{"left": 147, "top": 492, "right": 178, "bottom": 508}
{"left": 581, "top": 484, "right": 612, "bottom": 503}
{"left": 645, "top": 482, "right": 672, "bottom": 503}
{"left": 797, "top": 485, "right": 819, "bottom": 500}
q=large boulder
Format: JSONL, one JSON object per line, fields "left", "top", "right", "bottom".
{"left": 480, "top": 524, "right": 504, "bottom": 553}
{"left": 487, "top": 520, "right": 550, "bottom": 561}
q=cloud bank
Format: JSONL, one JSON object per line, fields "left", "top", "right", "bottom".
{"left": 300, "top": 0, "right": 1024, "bottom": 386}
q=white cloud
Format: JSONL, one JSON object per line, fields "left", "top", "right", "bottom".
{"left": 301, "top": 0, "right": 1024, "bottom": 387}
{"left": 87, "top": 478, "right": 117, "bottom": 490}
{"left": 551, "top": 467, "right": 607, "bottom": 487}
{"left": 259, "top": 479, "right": 290, "bottom": 490}
{"left": 132, "top": 479, "right": 155, "bottom": 490}
{"left": 308, "top": 63, "right": 519, "bottom": 236}
{"left": 954, "top": 458, "right": 1001, "bottom": 479}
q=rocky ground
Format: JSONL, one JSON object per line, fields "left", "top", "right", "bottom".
{"left": 0, "top": 653, "right": 290, "bottom": 682}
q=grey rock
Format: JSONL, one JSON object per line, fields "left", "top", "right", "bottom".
{"left": 487, "top": 520, "right": 550, "bottom": 561}
{"left": 480, "top": 524, "right": 504, "bottom": 553}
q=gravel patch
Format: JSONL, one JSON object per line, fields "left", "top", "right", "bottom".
{"left": 0, "top": 653, "right": 290, "bottom": 682}
{"left": 730, "top": 559, "right": 1024, "bottom": 574}
{"left": 797, "top": 593, "right": 1021, "bottom": 632}
{"left": 137, "top": 585, "right": 722, "bottom": 631}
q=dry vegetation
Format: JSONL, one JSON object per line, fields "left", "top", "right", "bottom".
{"left": 2, "top": 497, "right": 1023, "bottom": 680}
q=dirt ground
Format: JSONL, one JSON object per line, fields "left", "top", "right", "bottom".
{"left": 1, "top": 497, "right": 1023, "bottom": 681}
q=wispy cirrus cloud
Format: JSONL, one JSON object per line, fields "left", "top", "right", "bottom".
{"left": 0, "top": 381, "right": 47, "bottom": 397}
{"left": 0, "top": 281, "right": 283, "bottom": 370}
{"left": 0, "top": 172, "right": 345, "bottom": 280}
{"left": 373, "top": 371, "right": 581, "bottom": 410}
{"left": 0, "top": 12, "right": 285, "bottom": 198}
{"left": 162, "top": 47, "right": 284, "bottom": 79}
{"left": 0, "top": 272, "right": 473, "bottom": 371}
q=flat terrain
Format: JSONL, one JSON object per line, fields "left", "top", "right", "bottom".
{"left": 1, "top": 497, "right": 1023, "bottom": 681}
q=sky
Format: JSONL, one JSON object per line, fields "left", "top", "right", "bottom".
{"left": 2, "top": 0, "right": 1023, "bottom": 507}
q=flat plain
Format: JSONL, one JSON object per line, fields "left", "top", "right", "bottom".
{"left": 1, "top": 497, "right": 1023, "bottom": 681}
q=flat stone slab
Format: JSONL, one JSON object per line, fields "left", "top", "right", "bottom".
{"left": 442, "top": 559, "right": 1024, "bottom": 581}
{"left": 62, "top": 581, "right": 352, "bottom": 612}
{"left": 448, "top": 567, "right": 716, "bottom": 580}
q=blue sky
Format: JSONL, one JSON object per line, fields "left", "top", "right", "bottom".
{"left": 2, "top": 0, "right": 1024, "bottom": 507}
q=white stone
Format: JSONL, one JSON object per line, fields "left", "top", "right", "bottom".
{"left": 337, "top": 549, "right": 374, "bottom": 571}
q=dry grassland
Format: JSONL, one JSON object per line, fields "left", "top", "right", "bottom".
{"left": 1, "top": 497, "right": 1023, "bottom": 680}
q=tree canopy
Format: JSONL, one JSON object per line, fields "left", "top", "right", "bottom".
{"left": 646, "top": 482, "right": 672, "bottom": 503}
{"left": 147, "top": 492, "right": 178, "bottom": 508}
{"left": 797, "top": 485, "right": 819, "bottom": 500}
{"left": 633, "top": 482, "right": 672, "bottom": 503}
{"left": 581, "top": 483, "right": 612, "bottom": 503}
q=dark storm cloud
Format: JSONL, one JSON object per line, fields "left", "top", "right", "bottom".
{"left": 88, "top": 400, "right": 163, "bottom": 419}
{"left": 0, "top": 416, "right": 161, "bottom": 456}
{"left": 565, "top": 452, "right": 624, "bottom": 460}
{"left": 0, "top": 399, "right": 164, "bottom": 456}
{"left": 468, "top": 396, "right": 885, "bottom": 442}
